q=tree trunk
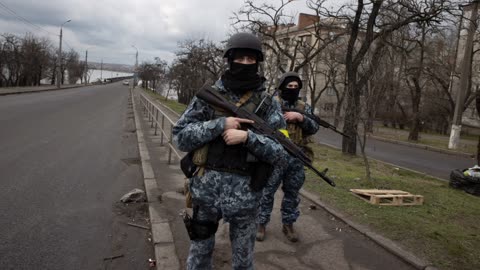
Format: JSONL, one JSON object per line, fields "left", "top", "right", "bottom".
{"left": 408, "top": 81, "right": 422, "bottom": 141}
{"left": 366, "top": 117, "right": 374, "bottom": 133}
{"left": 476, "top": 89, "right": 480, "bottom": 164}
{"left": 333, "top": 103, "right": 342, "bottom": 127}
{"left": 408, "top": 117, "right": 421, "bottom": 141}
{"left": 477, "top": 136, "right": 480, "bottom": 165}
{"left": 342, "top": 72, "right": 360, "bottom": 155}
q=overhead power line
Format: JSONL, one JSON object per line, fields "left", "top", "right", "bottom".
{"left": 0, "top": 1, "right": 58, "bottom": 37}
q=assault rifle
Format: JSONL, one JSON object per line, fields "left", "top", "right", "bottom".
{"left": 196, "top": 86, "right": 336, "bottom": 187}
{"left": 282, "top": 106, "right": 350, "bottom": 138}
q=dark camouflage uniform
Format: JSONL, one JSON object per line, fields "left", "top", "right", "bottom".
{"left": 173, "top": 80, "right": 287, "bottom": 270}
{"left": 257, "top": 100, "right": 319, "bottom": 225}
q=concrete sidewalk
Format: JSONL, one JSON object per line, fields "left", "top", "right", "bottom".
{"left": 132, "top": 89, "right": 434, "bottom": 270}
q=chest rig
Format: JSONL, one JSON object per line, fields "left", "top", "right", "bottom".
{"left": 193, "top": 90, "right": 266, "bottom": 175}
{"left": 277, "top": 97, "right": 307, "bottom": 146}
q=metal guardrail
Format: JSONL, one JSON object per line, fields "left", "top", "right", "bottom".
{"left": 135, "top": 89, "right": 182, "bottom": 164}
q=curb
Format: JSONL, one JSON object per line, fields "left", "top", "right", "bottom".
{"left": 130, "top": 88, "right": 181, "bottom": 270}
{"left": 368, "top": 134, "right": 474, "bottom": 159}
{"left": 0, "top": 84, "right": 90, "bottom": 96}
{"left": 299, "top": 189, "right": 438, "bottom": 270}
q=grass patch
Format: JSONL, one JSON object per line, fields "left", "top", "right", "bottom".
{"left": 142, "top": 89, "right": 187, "bottom": 115}
{"left": 373, "top": 126, "right": 476, "bottom": 155}
{"left": 305, "top": 143, "right": 480, "bottom": 270}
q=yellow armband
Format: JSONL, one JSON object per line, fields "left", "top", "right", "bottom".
{"left": 279, "top": 129, "right": 289, "bottom": 138}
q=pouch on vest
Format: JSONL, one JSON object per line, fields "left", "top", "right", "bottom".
{"left": 250, "top": 162, "right": 273, "bottom": 192}
{"left": 193, "top": 144, "right": 209, "bottom": 166}
{"left": 184, "top": 178, "right": 193, "bottom": 208}
{"left": 180, "top": 151, "right": 197, "bottom": 178}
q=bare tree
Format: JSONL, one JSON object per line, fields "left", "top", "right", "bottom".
{"left": 65, "top": 50, "right": 84, "bottom": 84}
{"left": 232, "top": 0, "right": 347, "bottom": 95}
{"left": 138, "top": 61, "right": 162, "bottom": 90}
{"left": 392, "top": 22, "right": 430, "bottom": 141}
{"left": 169, "top": 38, "right": 224, "bottom": 104}
{"left": 325, "top": 0, "right": 452, "bottom": 155}
{"left": 313, "top": 45, "right": 346, "bottom": 124}
{"left": 1, "top": 34, "right": 22, "bottom": 86}
{"left": 0, "top": 33, "right": 87, "bottom": 88}
{"left": 357, "top": 85, "right": 383, "bottom": 183}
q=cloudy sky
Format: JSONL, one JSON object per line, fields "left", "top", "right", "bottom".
{"left": 0, "top": 0, "right": 324, "bottom": 66}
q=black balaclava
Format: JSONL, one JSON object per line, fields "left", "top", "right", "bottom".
{"left": 279, "top": 77, "right": 301, "bottom": 104}
{"left": 222, "top": 49, "right": 264, "bottom": 95}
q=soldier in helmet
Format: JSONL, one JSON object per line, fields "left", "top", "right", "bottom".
{"left": 173, "top": 32, "right": 288, "bottom": 270}
{"left": 256, "top": 72, "right": 320, "bottom": 242}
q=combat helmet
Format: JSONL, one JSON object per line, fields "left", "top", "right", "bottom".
{"left": 224, "top": 32, "right": 264, "bottom": 62}
{"left": 277, "top": 71, "right": 303, "bottom": 89}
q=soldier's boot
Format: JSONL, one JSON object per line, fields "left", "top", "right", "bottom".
{"left": 256, "top": 224, "right": 266, "bottom": 241}
{"left": 282, "top": 224, "right": 298, "bottom": 242}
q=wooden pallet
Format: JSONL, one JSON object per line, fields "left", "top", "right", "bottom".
{"left": 350, "top": 189, "right": 424, "bottom": 206}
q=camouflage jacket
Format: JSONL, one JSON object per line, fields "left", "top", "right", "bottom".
{"left": 173, "top": 79, "right": 288, "bottom": 167}
{"left": 280, "top": 99, "right": 320, "bottom": 136}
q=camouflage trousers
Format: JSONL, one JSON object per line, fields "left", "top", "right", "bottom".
{"left": 257, "top": 158, "right": 305, "bottom": 225}
{"left": 186, "top": 170, "right": 260, "bottom": 270}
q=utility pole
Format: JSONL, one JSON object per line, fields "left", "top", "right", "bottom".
{"left": 449, "top": 1, "right": 479, "bottom": 149}
{"left": 84, "top": 49, "right": 88, "bottom": 86}
{"left": 132, "top": 45, "right": 138, "bottom": 87}
{"left": 56, "top": 19, "right": 71, "bottom": 89}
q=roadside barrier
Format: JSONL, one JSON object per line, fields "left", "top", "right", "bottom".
{"left": 135, "top": 89, "right": 182, "bottom": 164}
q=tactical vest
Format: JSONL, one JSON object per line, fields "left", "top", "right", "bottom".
{"left": 277, "top": 97, "right": 307, "bottom": 145}
{"left": 193, "top": 90, "right": 265, "bottom": 175}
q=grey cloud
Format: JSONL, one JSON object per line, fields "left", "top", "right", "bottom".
{"left": 1, "top": 0, "right": 317, "bottom": 65}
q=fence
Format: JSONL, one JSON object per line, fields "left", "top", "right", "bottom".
{"left": 135, "top": 89, "right": 182, "bottom": 164}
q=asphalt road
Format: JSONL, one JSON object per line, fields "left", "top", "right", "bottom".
{"left": 315, "top": 129, "right": 475, "bottom": 180}
{"left": 0, "top": 83, "right": 153, "bottom": 270}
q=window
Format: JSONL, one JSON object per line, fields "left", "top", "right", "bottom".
{"left": 323, "top": 103, "right": 334, "bottom": 112}
{"left": 326, "top": 87, "right": 336, "bottom": 96}
{"left": 297, "top": 34, "right": 312, "bottom": 48}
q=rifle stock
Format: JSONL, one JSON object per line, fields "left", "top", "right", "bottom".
{"left": 196, "top": 86, "right": 336, "bottom": 187}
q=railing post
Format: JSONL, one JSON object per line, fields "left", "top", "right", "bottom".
{"left": 154, "top": 110, "right": 159, "bottom": 135}
{"left": 148, "top": 103, "right": 151, "bottom": 120}
{"left": 150, "top": 106, "right": 154, "bottom": 128}
{"left": 160, "top": 115, "right": 165, "bottom": 145}
{"left": 143, "top": 97, "right": 146, "bottom": 115}
{"left": 146, "top": 100, "right": 149, "bottom": 117}
{"left": 137, "top": 93, "right": 181, "bottom": 164}
{"left": 168, "top": 124, "right": 173, "bottom": 164}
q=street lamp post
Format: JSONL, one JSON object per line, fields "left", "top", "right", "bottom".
{"left": 84, "top": 46, "right": 95, "bottom": 86}
{"left": 84, "top": 49, "right": 88, "bottom": 86}
{"left": 132, "top": 45, "right": 138, "bottom": 87}
{"left": 56, "top": 19, "right": 71, "bottom": 89}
